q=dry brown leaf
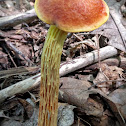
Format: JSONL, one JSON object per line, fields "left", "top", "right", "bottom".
{"left": 92, "top": 0, "right": 126, "bottom": 52}
{"left": 59, "top": 77, "right": 123, "bottom": 126}
{"left": 93, "top": 63, "right": 124, "bottom": 94}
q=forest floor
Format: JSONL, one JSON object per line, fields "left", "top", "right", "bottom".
{"left": 0, "top": 0, "right": 126, "bottom": 126}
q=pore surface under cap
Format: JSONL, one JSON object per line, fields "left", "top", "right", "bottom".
{"left": 35, "top": 0, "right": 109, "bottom": 32}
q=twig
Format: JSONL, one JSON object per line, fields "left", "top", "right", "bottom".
{"left": 2, "top": 44, "right": 17, "bottom": 67}
{"left": 73, "top": 33, "right": 83, "bottom": 41}
{"left": 76, "top": 115, "right": 91, "bottom": 126}
{"left": 6, "top": 41, "right": 34, "bottom": 66}
{"left": 0, "top": 9, "right": 37, "bottom": 29}
{"left": 96, "top": 34, "right": 101, "bottom": 69}
{"left": 95, "top": 34, "right": 110, "bottom": 82}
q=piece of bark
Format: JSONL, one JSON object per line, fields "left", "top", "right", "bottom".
{"left": 0, "top": 9, "right": 37, "bottom": 29}
{"left": 0, "top": 46, "right": 118, "bottom": 103}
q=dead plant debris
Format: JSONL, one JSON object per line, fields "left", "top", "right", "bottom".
{"left": 0, "top": 0, "right": 126, "bottom": 126}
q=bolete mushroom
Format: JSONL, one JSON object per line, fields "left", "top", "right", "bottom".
{"left": 34, "top": 0, "right": 109, "bottom": 125}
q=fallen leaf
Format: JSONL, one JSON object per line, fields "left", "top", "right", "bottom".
{"left": 93, "top": 63, "right": 124, "bottom": 94}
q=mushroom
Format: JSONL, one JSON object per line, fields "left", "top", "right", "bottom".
{"left": 34, "top": 0, "right": 109, "bottom": 126}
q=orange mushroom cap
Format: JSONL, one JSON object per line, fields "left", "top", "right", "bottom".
{"left": 35, "top": 0, "right": 109, "bottom": 32}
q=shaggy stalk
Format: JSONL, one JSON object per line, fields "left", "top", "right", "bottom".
{"left": 38, "top": 25, "right": 67, "bottom": 126}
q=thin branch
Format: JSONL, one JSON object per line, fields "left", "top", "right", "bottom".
{"left": 2, "top": 44, "right": 17, "bottom": 67}
{"left": 0, "top": 9, "right": 37, "bottom": 29}
{"left": 6, "top": 41, "right": 34, "bottom": 66}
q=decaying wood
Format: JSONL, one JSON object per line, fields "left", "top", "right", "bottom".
{"left": 0, "top": 66, "right": 40, "bottom": 79}
{"left": 0, "top": 73, "right": 41, "bottom": 103}
{"left": 0, "top": 46, "right": 118, "bottom": 103}
{"left": 0, "top": 9, "right": 37, "bottom": 29}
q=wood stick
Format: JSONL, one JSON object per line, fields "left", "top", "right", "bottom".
{"left": 60, "top": 46, "right": 118, "bottom": 76}
{"left": 6, "top": 41, "right": 34, "bottom": 65}
{"left": 0, "top": 9, "right": 37, "bottom": 29}
{"left": 0, "top": 46, "right": 118, "bottom": 103}
{"left": 0, "top": 66, "right": 40, "bottom": 79}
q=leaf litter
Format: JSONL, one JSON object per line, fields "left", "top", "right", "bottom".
{"left": 0, "top": 0, "right": 126, "bottom": 126}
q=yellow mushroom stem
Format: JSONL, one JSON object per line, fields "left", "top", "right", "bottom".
{"left": 38, "top": 25, "right": 67, "bottom": 126}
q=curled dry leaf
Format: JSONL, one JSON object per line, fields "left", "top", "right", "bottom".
{"left": 18, "top": 98, "right": 34, "bottom": 119}
{"left": 93, "top": 63, "right": 124, "bottom": 94}
{"left": 0, "top": 97, "right": 34, "bottom": 122}
{"left": 59, "top": 77, "right": 121, "bottom": 126}
{"left": 109, "top": 88, "right": 126, "bottom": 121}
{"left": 58, "top": 103, "right": 75, "bottom": 126}
{"left": 92, "top": 0, "right": 126, "bottom": 52}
